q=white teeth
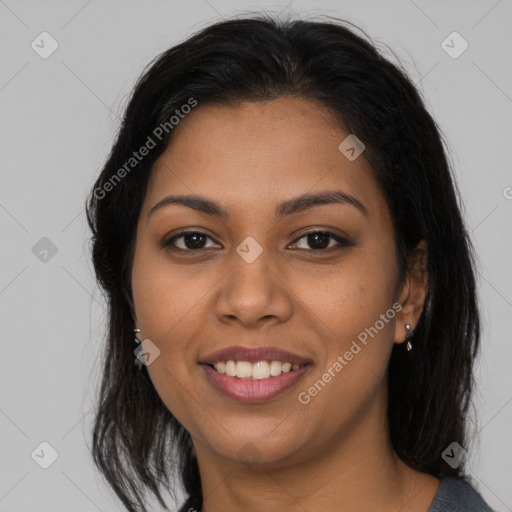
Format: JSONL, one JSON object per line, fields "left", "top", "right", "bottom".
{"left": 235, "top": 361, "right": 252, "bottom": 379}
{"left": 269, "top": 361, "right": 282, "bottom": 376}
{"left": 225, "top": 360, "right": 237, "bottom": 377}
{"left": 252, "top": 361, "right": 270, "bottom": 380}
{"left": 212, "top": 360, "right": 303, "bottom": 379}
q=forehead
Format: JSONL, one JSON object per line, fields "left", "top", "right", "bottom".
{"left": 143, "top": 97, "right": 388, "bottom": 224}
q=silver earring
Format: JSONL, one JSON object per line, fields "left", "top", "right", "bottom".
{"left": 134, "top": 328, "right": 143, "bottom": 369}
{"left": 405, "top": 323, "right": 414, "bottom": 351}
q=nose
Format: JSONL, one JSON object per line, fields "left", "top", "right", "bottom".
{"left": 214, "top": 248, "right": 293, "bottom": 329}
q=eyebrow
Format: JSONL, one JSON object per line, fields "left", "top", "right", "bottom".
{"left": 147, "top": 189, "right": 368, "bottom": 221}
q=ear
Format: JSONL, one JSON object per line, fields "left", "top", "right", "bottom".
{"left": 394, "top": 240, "right": 428, "bottom": 345}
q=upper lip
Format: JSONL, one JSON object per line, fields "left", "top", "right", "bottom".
{"left": 199, "top": 346, "right": 313, "bottom": 365}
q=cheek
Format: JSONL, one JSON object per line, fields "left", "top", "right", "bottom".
{"left": 301, "top": 242, "right": 398, "bottom": 342}
{"left": 298, "top": 241, "right": 398, "bottom": 403}
{"left": 131, "top": 245, "right": 190, "bottom": 373}
{"left": 130, "top": 244, "right": 218, "bottom": 425}
{"left": 294, "top": 280, "right": 398, "bottom": 443}
{"left": 131, "top": 240, "right": 200, "bottom": 341}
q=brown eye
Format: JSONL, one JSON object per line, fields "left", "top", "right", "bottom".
{"left": 164, "top": 231, "right": 219, "bottom": 251}
{"left": 290, "top": 231, "right": 351, "bottom": 251}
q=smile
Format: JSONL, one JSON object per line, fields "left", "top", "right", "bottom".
{"left": 200, "top": 361, "right": 311, "bottom": 402}
{"left": 211, "top": 360, "right": 302, "bottom": 379}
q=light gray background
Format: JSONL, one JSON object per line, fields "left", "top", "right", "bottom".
{"left": 1, "top": 0, "right": 511, "bottom": 511}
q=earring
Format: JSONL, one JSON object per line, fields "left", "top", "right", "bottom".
{"left": 405, "top": 323, "right": 414, "bottom": 351}
{"left": 134, "top": 328, "right": 143, "bottom": 370}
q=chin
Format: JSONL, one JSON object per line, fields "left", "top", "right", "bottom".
{"left": 199, "top": 423, "right": 312, "bottom": 468}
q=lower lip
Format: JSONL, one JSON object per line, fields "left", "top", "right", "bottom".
{"left": 200, "top": 364, "right": 311, "bottom": 403}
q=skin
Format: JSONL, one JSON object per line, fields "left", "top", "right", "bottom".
{"left": 130, "top": 97, "right": 438, "bottom": 511}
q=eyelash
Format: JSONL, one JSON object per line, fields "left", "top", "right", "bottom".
{"left": 162, "top": 230, "right": 351, "bottom": 253}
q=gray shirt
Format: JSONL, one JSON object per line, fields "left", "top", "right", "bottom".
{"left": 428, "top": 476, "right": 495, "bottom": 511}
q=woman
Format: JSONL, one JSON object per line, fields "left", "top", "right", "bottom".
{"left": 86, "top": 14, "right": 494, "bottom": 512}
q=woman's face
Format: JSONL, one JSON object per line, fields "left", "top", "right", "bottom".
{"left": 130, "top": 97, "right": 419, "bottom": 467}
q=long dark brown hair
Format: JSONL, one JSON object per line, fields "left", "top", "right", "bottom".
{"left": 86, "top": 14, "right": 481, "bottom": 512}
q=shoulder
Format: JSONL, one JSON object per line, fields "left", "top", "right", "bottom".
{"left": 428, "top": 476, "right": 495, "bottom": 512}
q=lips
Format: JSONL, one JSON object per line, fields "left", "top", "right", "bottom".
{"left": 198, "top": 345, "right": 313, "bottom": 402}
{"left": 199, "top": 346, "right": 312, "bottom": 366}
{"left": 201, "top": 363, "right": 311, "bottom": 402}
